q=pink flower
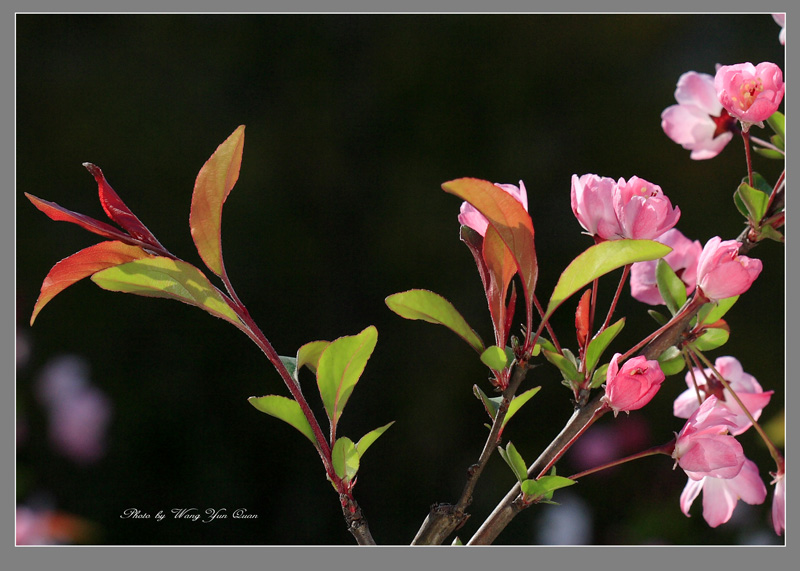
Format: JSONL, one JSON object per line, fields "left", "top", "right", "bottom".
{"left": 772, "top": 13, "right": 785, "bottom": 46}
{"left": 771, "top": 470, "right": 785, "bottom": 535}
{"left": 601, "top": 353, "right": 665, "bottom": 416}
{"left": 571, "top": 174, "right": 621, "bottom": 239}
{"left": 680, "top": 458, "right": 767, "bottom": 528}
{"left": 673, "top": 396, "right": 745, "bottom": 480}
{"left": 458, "top": 180, "right": 528, "bottom": 237}
{"left": 674, "top": 356, "right": 773, "bottom": 436}
{"left": 661, "top": 71, "right": 738, "bottom": 160}
{"left": 630, "top": 228, "right": 703, "bottom": 305}
{"left": 715, "top": 62, "right": 785, "bottom": 128}
{"left": 614, "top": 176, "right": 680, "bottom": 240}
{"left": 571, "top": 174, "right": 679, "bottom": 241}
{"left": 695, "top": 236, "right": 763, "bottom": 302}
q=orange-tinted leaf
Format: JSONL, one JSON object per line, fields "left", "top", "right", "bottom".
{"left": 26, "top": 193, "right": 132, "bottom": 243}
{"left": 575, "top": 289, "right": 592, "bottom": 348}
{"left": 483, "top": 223, "right": 517, "bottom": 347}
{"left": 443, "top": 178, "right": 537, "bottom": 328}
{"left": 83, "top": 163, "right": 164, "bottom": 249}
{"left": 31, "top": 241, "right": 153, "bottom": 325}
{"left": 190, "top": 125, "right": 245, "bottom": 277}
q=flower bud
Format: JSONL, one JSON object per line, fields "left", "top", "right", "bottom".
{"left": 695, "top": 236, "right": 762, "bottom": 302}
{"left": 458, "top": 181, "right": 528, "bottom": 236}
{"left": 602, "top": 353, "right": 665, "bottom": 415}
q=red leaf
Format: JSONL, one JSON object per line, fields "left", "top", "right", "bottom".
{"left": 443, "top": 178, "right": 538, "bottom": 334}
{"left": 83, "top": 163, "right": 164, "bottom": 249}
{"left": 30, "top": 241, "right": 153, "bottom": 325}
{"left": 575, "top": 288, "right": 592, "bottom": 349}
{"left": 190, "top": 125, "right": 245, "bottom": 277}
{"left": 483, "top": 223, "right": 517, "bottom": 348}
{"left": 26, "top": 192, "right": 132, "bottom": 243}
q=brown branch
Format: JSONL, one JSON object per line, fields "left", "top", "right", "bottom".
{"left": 411, "top": 360, "right": 532, "bottom": 545}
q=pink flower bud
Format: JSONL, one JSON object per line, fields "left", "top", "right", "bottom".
{"left": 601, "top": 353, "right": 665, "bottom": 415}
{"left": 613, "top": 176, "right": 680, "bottom": 240}
{"left": 458, "top": 181, "right": 528, "bottom": 237}
{"left": 695, "top": 236, "right": 763, "bottom": 302}
{"left": 714, "top": 62, "right": 784, "bottom": 127}
{"left": 673, "top": 396, "right": 745, "bottom": 480}
{"left": 630, "top": 228, "right": 703, "bottom": 305}
{"left": 661, "top": 71, "right": 737, "bottom": 160}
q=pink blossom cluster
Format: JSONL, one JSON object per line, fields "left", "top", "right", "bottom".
{"left": 630, "top": 232, "right": 762, "bottom": 306}
{"left": 671, "top": 358, "right": 776, "bottom": 529}
{"left": 570, "top": 174, "right": 680, "bottom": 241}
{"left": 662, "top": 60, "right": 783, "bottom": 158}
{"left": 35, "top": 355, "right": 112, "bottom": 464}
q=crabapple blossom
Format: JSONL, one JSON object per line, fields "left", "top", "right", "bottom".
{"left": 771, "top": 471, "right": 785, "bottom": 536}
{"left": 601, "top": 353, "right": 665, "bottom": 416}
{"left": 674, "top": 356, "right": 773, "bottom": 436}
{"left": 613, "top": 176, "right": 681, "bottom": 240}
{"left": 571, "top": 174, "right": 679, "bottom": 240}
{"left": 458, "top": 180, "right": 528, "bottom": 237}
{"left": 680, "top": 458, "right": 767, "bottom": 528}
{"left": 570, "top": 174, "right": 621, "bottom": 239}
{"left": 714, "top": 62, "right": 785, "bottom": 128}
{"left": 695, "top": 236, "right": 763, "bottom": 301}
{"left": 661, "top": 71, "right": 738, "bottom": 160}
{"left": 629, "top": 228, "right": 703, "bottom": 305}
{"left": 773, "top": 13, "right": 785, "bottom": 46}
{"left": 672, "top": 396, "right": 745, "bottom": 480}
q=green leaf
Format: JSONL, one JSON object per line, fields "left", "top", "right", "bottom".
{"left": 647, "top": 309, "right": 669, "bottom": 326}
{"left": 545, "top": 240, "right": 672, "bottom": 322}
{"left": 758, "top": 224, "right": 784, "bottom": 243}
{"left": 480, "top": 345, "right": 510, "bottom": 371}
{"left": 735, "top": 182, "right": 770, "bottom": 223}
{"left": 331, "top": 437, "right": 360, "bottom": 481}
{"left": 767, "top": 111, "right": 785, "bottom": 142}
{"left": 590, "top": 363, "right": 609, "bottom": 388}
{"left": 584, "top": 318, "right": 625, "bottom": 375}
{"left": 691, "top": 327, "right": 729, "bottom": 351}
{"left": 498, "top": 442, "right": 529, "bottom": 483}
{"left": 657, "top": 346, "right": 685, "bottom": 376}
{"left": 502, "top": 387, "right": 541, "bottom": 430}
{"left": 279, "top": 356, "right": 298, "bottom": 379}
{"left": 90, "top": 256, "right": 241, "bottom": 326}
{"left": 473, "top": 385, "right": 502, "bottom": 420}
{"left": 697, "top": 296, "right": 739, "bottom": 325}
{"left": 655, "top": 259, "right": 687, "bottom": 316}
{"left": 190, "top": 125, "right": 246, "bottom": 277}
{"left": 521, "top": 475, "right": 576, "bottom": 501}
{"left": 769, "top": 133, "right": 785, "bottom": 153}
{"left": 542, "top": 349, "right": 582, "bottom": 383}
{"left": 296, "top": 340, "right": 330, "bottom": 376}
{"left": 248, "top": 395, "right": 316, "bottom": 445}
{"left": 754, "top": 146, "right": 785, "bottom": 160}
{"left": 355, "top": 421, "right": 395, "bottom": 458}
{"left": 385, "top": 289, "right": 484, "bottom": 353}
{"left": 316, "top": 326, "right": 378, "bottom": 430}
{"left": 442, "top": 178, "right": 537, "bottom": 322}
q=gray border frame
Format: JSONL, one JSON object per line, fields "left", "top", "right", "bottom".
{"left": 8, "top": 2, "right": 793, "bottom": 570}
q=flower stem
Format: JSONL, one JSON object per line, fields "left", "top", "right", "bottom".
{"left": 568, "top": 440, "right": 675, "bottom": 481}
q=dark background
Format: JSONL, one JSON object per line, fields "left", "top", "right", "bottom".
{"left": 16, "top": 14, "right": 785, "bottom": 545}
